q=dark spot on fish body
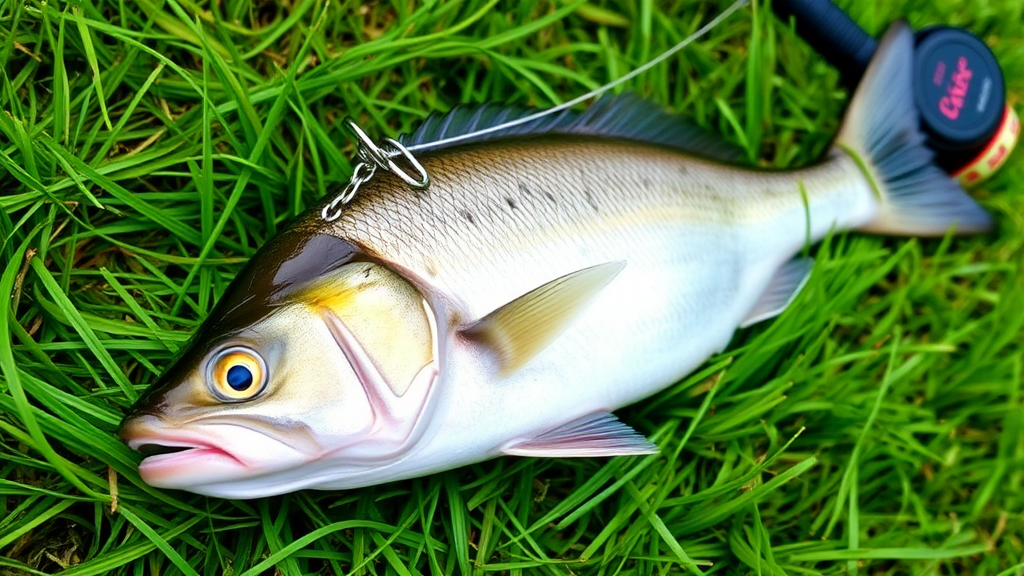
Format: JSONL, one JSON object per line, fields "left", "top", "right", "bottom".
{"left": 543, "top": 190, "right": 556, "bottom": 204}
{"left": 583, "top": 188, "right": 600, "bottom": 213}
{"left": 575, "top": 167, "right": 600, "bottom": 213}
{"left": 459, "top": 209, "right": 477, "bottom": 226}
{"left": 505, "top": 197, "right": 518, "bottom": 210}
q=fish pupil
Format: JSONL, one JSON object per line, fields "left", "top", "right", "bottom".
{"left": 226, "top": 364, "right": 253, "bottom": 391}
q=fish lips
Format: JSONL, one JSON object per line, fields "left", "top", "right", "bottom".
{"left": 120, "top": 414, "right": 307, "bottom": 491}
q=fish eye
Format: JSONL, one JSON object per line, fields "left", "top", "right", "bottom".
{"left": 207, "top": 346, "right": 268, "bottom": 402}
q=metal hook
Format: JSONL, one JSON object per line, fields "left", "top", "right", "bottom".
{"left": 321, "top": 120, "right": 430, "bottom": 222}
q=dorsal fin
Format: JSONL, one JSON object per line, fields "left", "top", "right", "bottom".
{"left": 401, "top": 93, "right": 745, "bottom": 164}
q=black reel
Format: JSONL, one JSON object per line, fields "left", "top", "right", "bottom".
{"left": 772, "top": 0, "right": 1017, "bottom": 184}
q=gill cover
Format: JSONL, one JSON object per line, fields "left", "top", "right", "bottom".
{"left": 298, "top": 263, "right": 437, "bottom": 400}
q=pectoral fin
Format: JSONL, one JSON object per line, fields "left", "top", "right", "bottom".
{"left": 503, "top": 412, "right": 658, "bottom": 457}
{"left": 741, "top": 258, "right": 813, "bottom": 328}
{"left": 462, "top": 261, "right": 625, "bottom": 375}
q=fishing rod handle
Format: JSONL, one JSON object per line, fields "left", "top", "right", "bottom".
{"left": 771, "top": 0, "right": 878, "bottom": 81}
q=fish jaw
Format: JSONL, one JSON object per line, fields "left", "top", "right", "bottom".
{"left": 121, "top": 414, "right": 310, "bottom": 492}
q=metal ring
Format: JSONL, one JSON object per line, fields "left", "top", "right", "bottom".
{"left": 380, "top": 138, "right": 430, "bottom": 188}
{"left": 345, "top": 119, "right": 389, "bottom": 167}
{"left": 345, "top": 119, "right": 429, "bottom": 188}
{"left": 322, "top": 120, "right": 432, "bottom": 221}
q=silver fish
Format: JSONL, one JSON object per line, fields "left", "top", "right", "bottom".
{"left": 120, "top": 24, "right": 991, "bottom": 498}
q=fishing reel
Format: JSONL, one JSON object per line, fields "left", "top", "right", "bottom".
{"left": 772, "top": 0, "right": 1019, "bottom": 186}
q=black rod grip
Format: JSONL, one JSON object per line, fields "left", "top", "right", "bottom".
{"left": 772, "top": 0, "right": 878, "bottom": 80}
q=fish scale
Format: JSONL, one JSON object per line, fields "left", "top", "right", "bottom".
{"left": 331, "top": 137, "right": 872, "bottom": 324}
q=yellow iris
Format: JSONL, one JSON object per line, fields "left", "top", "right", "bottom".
{"left": 209, "top": 347, "right": 267, "bottom": 401}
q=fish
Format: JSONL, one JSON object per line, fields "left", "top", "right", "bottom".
{"left": 119, "top": 23, "right": 992, "bottom": 499}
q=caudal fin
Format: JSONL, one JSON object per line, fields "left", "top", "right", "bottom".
{"left": 836, "top": 22, "right": 994, "bottom": 236}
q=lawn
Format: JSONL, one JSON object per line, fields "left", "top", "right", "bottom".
{"left": 1, "top": 0, "right": 1023, "bottom": 573}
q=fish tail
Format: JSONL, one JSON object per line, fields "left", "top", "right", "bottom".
{"left": 836, "top": 22, "right": 993, "bottom": 236}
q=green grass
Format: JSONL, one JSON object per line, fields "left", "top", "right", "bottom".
{"left": 1, "top": 0, "right": 1023, "bottom": 573}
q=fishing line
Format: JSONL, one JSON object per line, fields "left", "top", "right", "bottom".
{"left": 323, "top": 0, "right": 750, "bottom": 221}
{"left": 407, "top": 0, "right": 750, "bottom": 153}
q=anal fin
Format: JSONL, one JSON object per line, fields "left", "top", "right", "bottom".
{"left": 462, "top": 261, "right": 625, "bottom": 375}
{"left": 502, "top": 412, "right": 658, "bottom": 458}
{"left": 741, "top": 258, "right": 813, "bottom": 328}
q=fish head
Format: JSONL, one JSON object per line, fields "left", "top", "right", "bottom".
{"left": 120, "top": 223, "right": 440, "bottom": 498}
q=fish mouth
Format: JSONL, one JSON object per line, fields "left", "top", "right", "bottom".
{"left": 137, "top": 443, "right": 193, "bottom": 457}
{"left": 120, "top": 414, "right": 312, "bottom": 492}
{"left": 127, "top": 436, "right": 241, "bottom": 466}
{"left": 126, "top": 433, "right": 250, "bottom": 489}
{"left": 121, "top": 415, "right": 247, "bottom": 479}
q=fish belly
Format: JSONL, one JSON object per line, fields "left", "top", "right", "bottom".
{"left": 406, "top": 224, "right": 801, "bottom": 476}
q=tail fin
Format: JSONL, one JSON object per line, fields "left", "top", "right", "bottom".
{"left": 836, "top": 22, "right": 993, "bottom": 236}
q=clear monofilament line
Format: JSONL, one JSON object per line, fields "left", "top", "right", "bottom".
{"left": 406, "top": 0, "right": 750, "bottom": 153}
